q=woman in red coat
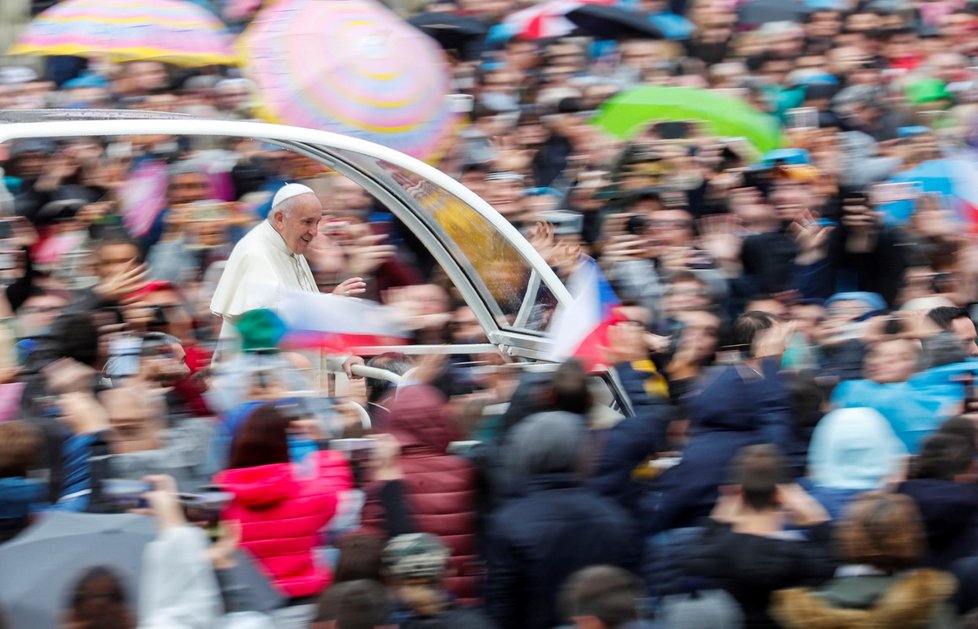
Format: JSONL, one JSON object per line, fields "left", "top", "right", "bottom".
{"left": 214, "top": 403, "right": 353, "bottom": 599}
{"left": 361, "top": 384, "right": 482, "bottom": 604}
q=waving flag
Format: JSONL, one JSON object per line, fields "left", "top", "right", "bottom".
{"left": 274, "top": 289, "right": 411, "bottom": 353}
{"left": 547, "top": 256, "right": 621, "bottom": 372}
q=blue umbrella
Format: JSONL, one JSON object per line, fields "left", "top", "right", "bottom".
{"left": 877, "top": 158, "right": 978, "bottom": 228}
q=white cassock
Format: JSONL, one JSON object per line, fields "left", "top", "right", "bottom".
{"left": 210, "top": 219, "right": 317, "bottom": 353}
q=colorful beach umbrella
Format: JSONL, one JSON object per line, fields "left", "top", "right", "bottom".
{"left": 239, "top": 0, "right": 456, "bottom": 161}
{"left": 591, "top": 85, "right": 784, "bottom": 152}
{"left": 8, "top": 0, "right": 235, "bottom": 67}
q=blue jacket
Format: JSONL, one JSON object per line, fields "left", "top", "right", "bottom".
{"left": 590, "top": 361, "right": 672, "bottom": 517}
{"left": 0, "top": 476, "right": 45, "bottom": 542}
{"left": 640, "top": 358, "right": 792, "bottom": 535}
{"left": 484, "top": 473, "right": 640, "bottom": 629}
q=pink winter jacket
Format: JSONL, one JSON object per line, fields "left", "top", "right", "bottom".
{"left": 215, "top": 450, "right": 353, "bottom": 598}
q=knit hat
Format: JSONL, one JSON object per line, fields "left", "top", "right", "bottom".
{"left": 382, "top": 533, "right": 450, "bottom": 583}
{"left": 234, "top": 309, "right": 287, "bottom": 352}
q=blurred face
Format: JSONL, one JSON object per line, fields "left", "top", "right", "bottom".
{"left": 791, "top": 304, "right": 825, "bottom": 339}
{"left": 807, "top": 11, "right": 842, "bottom": 39}
{"left": 96, "top": 243, "right": 139, "bottom": 280}
{"left": 648, "top": 209, "right": 694, "bottom": 247}
{"left": 17, "top": 294, "right": 68, "bottom": 337}
{"left": 769, "top": 180, "right": 810, "bottom": 223}
{"left": 168, "top": 171, "right": 210, "bottom": 206}
{"left": 951, "top": 316, "right": 978, "bottom": 357}
{"left": 674, "top": 310, "right": 721, "bottom": 361}
{"left": 664, "top": 280, "right": 710, "bottom": 315}
{"left": 330, "top": 178, "right": 372, "bottom": 218}
{"left": 272, "top": 194, "right": 322, "bottom": 255}
{"left": 746, "top": 298, "right": 789, "bottom": 321}
{"left": 484, "top": 176, "right": 524, "bottom": 220}
{"left": 865, "top": 339, "right": 918, "bottom": 384}
{"left": 451, "top": 306, "right": 485, "bottom": 344}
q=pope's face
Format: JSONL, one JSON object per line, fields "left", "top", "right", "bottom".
{"left": 273, "top": 194, "right": 322, "bottom": 255}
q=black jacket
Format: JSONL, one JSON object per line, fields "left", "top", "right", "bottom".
{"left": 484, "top": 473, "right": 641, "bottom": 629}
{"left": 899, "top": 479, "right": 978, "bottom": 569}
{"left": 685, "top": 520, "right": 836, "bottom": 628}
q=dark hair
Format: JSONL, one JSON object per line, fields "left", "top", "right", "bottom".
{"left": 334, "top": 533, "right": 385, "bottom": 584}
{"left": 927, "top": 306, "right": 971, "bottom": 331}
{"left": 52, "top": 312, "right": 101, "bottom": 367}
{"left": 560, "top": 565, "right": 643, "bottom": 627}
{"left": 366, "top": 353, "right": 413, "bottom": 405}
{"left": 554, "top": 359, "right": 593, "bottom": 416}
{"left": 731, "top": 311, "right": 776, "bottom": 357}
{"left": 228, "top": 403, "right": 291, "bottom": 469}
{"left": 314, "top": 580, "right": 388, "bottom": 628}
{"left": 94, "top": 230, "right": 141, "bottom": 259}
{"left": 0, "top": 421, "right": 41, "bottom": 478}
{"left": 67, "top": 567, "right": 135, "bottom": 629}
{"left": 837, "top": 492, "right": 924, "bottom": 573}
{"left": 913, "top": 432, "right": 975, "bottom": 481}
{"left": 733, "top": 444, "right": 786, "bottom": 512}
{"left": 938, "top": 415, "right": 978, "bottom": 447}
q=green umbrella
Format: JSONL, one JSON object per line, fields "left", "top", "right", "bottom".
{"left": 591, "top": 86, "right": 784, "bottom": 153}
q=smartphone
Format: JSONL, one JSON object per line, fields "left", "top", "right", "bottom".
{"left": 869, "top": 182, "right": 919, "bottom": 205}
{"left": 180, "top": 489, "right": 234, "bottom": 541}
{"left": 101, "top": 479, "right": 152, "bottom": 510}
{"left": 448, "top": 93, "right": 475, "bottom": 114}
{"left": 655, "top": 121, "right": 691, "bottom": 140}
{"left": 104, "top": 335, "right": 142, "bottom": 379}
{"left": 786, "top": 107, "right": 819, "bottom": 131}
{"left": 330, "top": 438, "right": 376, "bottom": 464}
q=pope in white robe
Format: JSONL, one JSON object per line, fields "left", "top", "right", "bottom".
{"left": 210, "top": 183, "right": 365, "bottom": 376}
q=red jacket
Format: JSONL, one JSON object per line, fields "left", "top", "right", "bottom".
{"left": 215, "top": 450, "right": 353, "bottom": 598}
{"left": 362, "top": 385, "right": 482, "bottom": 603}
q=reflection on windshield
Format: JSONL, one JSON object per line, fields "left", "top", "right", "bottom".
{"left": 341, "top": 153, "right": 554, "bottom": 332}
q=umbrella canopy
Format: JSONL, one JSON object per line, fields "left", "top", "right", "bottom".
{"left": 737, "top": 0, "right": 811, "bottom": 26}
{"left": 408, "top": 12, "right": 489, "bottom": 61}
{"left": 878, "top": 158, "right": 978, "bottom": 230}
{"left": 501, "top": 0, "right": 615, "bottom": 40}
{"left": 591, "top": 85, "right": 784, "bottom": 152}
{"left": 0, "top": 512, "right": 154, "bottom": 629}
{"left": 8, "top": 0, "right": 235, "bottom": 67}
{"left": 240, "top": 0, "right": 457, "bottom": 161}
{"left": 565, "top": 5, "right": 665, "bottom": 40}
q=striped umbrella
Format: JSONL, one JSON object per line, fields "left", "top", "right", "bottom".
{"left": 8, "top": 0, "right": 235, "bottom": 67}
{"left": 239, "top": 0, "right": 456, "bottom": 161}
{"left": 501, "top": 0, "right": 617, "bottom": 40}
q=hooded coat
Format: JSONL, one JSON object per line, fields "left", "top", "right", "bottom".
{"left": 771, "top": 569, "right": 957, "bottom": 629}
{"left": 485, "top": 412, "right": 640, "bottom": 629}
{"left": 642, "top": 358, "right": 793, "bottom": 535}
{"left": 360, "top": 385, "right": 481, "bottom": 604}
{"left": 214, "top": 450, "right": 353, "bottom": 598}
{"left": 804, "top": 408, "right": 907, "bottom": 520}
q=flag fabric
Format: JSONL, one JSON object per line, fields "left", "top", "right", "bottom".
{"left": 274, "top": 289, "right": 411, "bottom": 353}
{"left": 547, "top": 256, "right": 622, "bottom": 372}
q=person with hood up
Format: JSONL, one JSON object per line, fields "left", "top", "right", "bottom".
{"left": 359, "top": 382, "right": 481, "bottom": 605}
{"left": 485, "top": 411, "right": 640, "bottom": 629}
{"left": 802, "top": 407, "right": 908, "bottom": 520}
{"left": 772, "top": 492, "right": 957, "bottom": 629}
{"left": 214, "top": 403, "right": 354, "bottom": 601}
{"left": 640, "top": 312, "right": 794, "bottom": 535}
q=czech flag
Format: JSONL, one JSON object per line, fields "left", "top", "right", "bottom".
{"left": 547, "top": 256, "right": 622, "bottom": 372}
{"left": 274, "top": 289, "right": 411, "bottom": 354}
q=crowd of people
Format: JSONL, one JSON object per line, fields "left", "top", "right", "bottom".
{"left": 3, "top": 0, "right": 978, "bottom": 627}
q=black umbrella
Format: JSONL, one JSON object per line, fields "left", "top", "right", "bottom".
{"left": 408, "top": 12, "right": 489, "bottom": 61}
{"left": 565, "top": 5, "right": 664, "bottom": 40}
{"left": 736, "top": 0, "right": 811, "bottom": 26}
